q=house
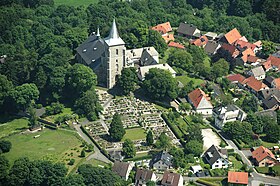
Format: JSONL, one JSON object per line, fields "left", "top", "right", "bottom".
{"left": 112, "top": 161, "right": 134, "bottom": 180}
{"left": 227, "top": 74, "right": 246, "bottom": 85}
{"left": 168, "top": 41, "right": 185, "bottom": 49}
{"left": 127, "top": 47, "right": 159, "bottom": 66}
{"left": 219, "top": 28, "right": 242, "bottom": 45}
{"left": 247, "top": 66, "right": 265, "bottom": 80}
{"left": 191, "top": 35, "right": 208, "bottom": 47}
{"left": 203, "top": 145, "right": 229, "bottom": 169}
{"left": 258, "top": 88, "right": 280, "bottom": 100}
{"left": 138, "top": 63, "right": 176, "bottom": 81}
{"left": 241, "top": 76, "right": 267, "bottom": 94}
{"left": 267, "top": 55, "right": 280, "bottom": 70}
{"left": 150, "top": 151, "right": 173, "bottom": 170}
{"left": 263, "top": 76, "right": 275, "bottom": 88}
{"left": 272, "top": 78, "right": 280, "bottom": 89}
{"left": 188, "top": 88, "right": 213, "bottom": 116}
{"left": 221, "top": 43, "right": 240, "bottom": 58}
{"left": 253, "top": 40, "right": 262, "bottom": 53}
{"left": 161, "top": 171, "right": 183, "bottom": 186}
{"left": 236, "top": 48, "right": 255, "bottom": 64}
{"left": 247, "top": 55, "right": 261, "bottom": 66}
{"left": 135, "top": 168, "right": 157, "bottom": 186}
{"left": 213, "top": 105, "right": 247, "bottom": 129}
{"left": 177, "top": 23, "right": 201, "bottom": 39}
{"left": 162, "top": 34, "right": 175, "bottom": 43}
{"left": 262, "top": 60, "right": 272, "bottom": 71}
{"left": 205, "top": 32, "right": 217, "bottom": 40}
{"left": 227, "top": 171, "right": 248, "bottom": 185}
{"left": 251, "top": 146, "right": 278, "bottom": 167}
{"left": 262, "top": 95, "right": 280, "bottom": 110}
{"left": 151, "top": 22, "right": 172, "bottom": 35}
{"left": 204, "top": 41, "right": 221, "bottom": 55}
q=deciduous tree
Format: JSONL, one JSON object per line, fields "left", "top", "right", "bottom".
{"left": 122, "top": 139, "right": 136, "bottom": 158}
{"left": 109, "top": 114, "right": 125, "bottom": 142}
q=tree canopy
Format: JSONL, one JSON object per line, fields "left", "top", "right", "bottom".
{"left": 108, "top": 113, "right": 126, "bottom": 142}
{"left": 118, "top": 67, "right": 138, "bottom": 95}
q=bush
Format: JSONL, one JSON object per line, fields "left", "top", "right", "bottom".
{"left": 45, "top": 102, "right": 64, "bottom": 116}
{"left": 68, "top": 159, "right": 75, "bottom": 165}
{"left": 36, "top": 104, "right": 43, "bottom": 109}
{"left": 0, "top": 140, "right": 12, "bottom": 153}
{"left": 80, "top": 150, "right": 86, "bottom": 157}
{"left": 234, "top": 153, "right": 242, "bottom": 161}
{"left": 197, "top": 179, "right": 219, "bottom": 186}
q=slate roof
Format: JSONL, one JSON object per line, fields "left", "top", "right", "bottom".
{"left": 104, "top": 19, "right": 125, "bottom": 46}
{"left": 76, "top": 34, "right": 107, "bottom": 69}
{"left": 140, "top": 48, "right": 159, "bottom": 66}
{"left": 112, "top": 161, "right": 130, "bottom": 178}
{"left": 177, "top": 23, "right": 200, "bottom": 36}
{"left": 204, "top": 41, "right": 220, "bottom": 54}
{"left": 203, "top": 145, "right": 228, "bottom": 166}
{"left": 259, "top": 88, "right": 280, "bottom": 100}
{"left": 252, "top": 146, "right": 276, "bottom": 162}
{"left": 263, "top": 95, "right": 280, "bottom": 110}
{"left": 228, "top": 171, "right": 248, "bottom": 185}
{"left": 151, "top": 151, "right": 173, "bottom": 167}
{"left": 263, "top": 76, "right": 275, "bottom": 87}
{"left": 135, "top": 168, "right": 154, "bottom": 183}
{"left": 161, "top": 171, "right": 181, "bottom": 186}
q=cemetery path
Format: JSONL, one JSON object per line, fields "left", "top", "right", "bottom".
{"left": 73, "top": 124, "right": 112, "bottom": 164}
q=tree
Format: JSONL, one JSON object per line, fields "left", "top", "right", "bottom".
{"left": 45, "top": 102, "right": 64, "bottom": 116}
{"left": 146, "top": 181, "right": 156, "bottom": 186}
{"left": 265, "top": 123, "right": 280, "bottom": 143}
{"left": 0, "top": 156, "right": 9, "bottom": 180}
{"left": 64, "top": 174, "right": 85, "bottom": 186}
{"left": 155, "top": 132, "right": 171, "bottom": 150}
{"left": 67, "top": 64, "right": 97, "bottom": 96}
{"left": 211, "top": 59, "right": 229, "bottom": 80}
{"left": 242, "top": 95, "right": 258, "bottom": 112}
{"left": 223, "top": 121, "right": 253, "bottom": 143}
{"left": 185, "top": 140, "right": 203, "bottom": 156}
{"left": 122, "top": 139, "right": 136, "bottom": 158}
{"left": 188, "top": 125, "right": 203, "bottom": 143}
{"left": 75, "top": 87, "right": 102, "bottom": 121}
{"left": 228, "top": 0, "right": 253, "bottom": 17}
{"left": 179, "top": 102, "right": 191, "bottom": 112}
{"left": 7, "top": 157, "right": 30, "bottom": 186}
{"left": 147, "top": 30, "right": 167, "bottom": 55}
{"left": 167, "top": 48, "right": 193, "bottom": 72}
{"left": 0, "top": 140, "right": 12, "bottom": 153}
{"left": 0, "top": 75, "right": 13, "bottom": 110}
{"left": 146, "top": 130, "right": 154, "bottom": 146}
{"left": 260, "top": 40, "right": 276, "bottom": 58}
{"left": 118, "top": 67, "right": 138, "bottom": 95}
{"left": 143, "top": 68, "right": 178, "bottom": 100}
{"left": 28, "top": 107, "right": 38, "bottom": 129}
{"left": 80, "top": 149, "right": 86, "bottom": 157}
{"left": 8, "top": 83, "right": 39, "bottom": 111}
{"left": 246, "top": 113, "right": 263, "bottom": 134}
{"left": 109, "top": 114, "right": 125, "bottom": 142}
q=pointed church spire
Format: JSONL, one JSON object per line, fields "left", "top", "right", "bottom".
{"left": 108, "top": 19, "right": 120, "bottom": 39}
{"left": 104, "top": 19, "right": 125, "bottom": 46}
{"left": 96, "top": 27, "right": 100, "bottom": 37}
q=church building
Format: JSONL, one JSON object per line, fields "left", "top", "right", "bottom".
{"left": 76, "top": 19, "right": 164, "bottom": 88}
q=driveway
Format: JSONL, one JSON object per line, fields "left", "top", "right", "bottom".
{"left": 202, "top": 128, "right": 221, "bottom": 151}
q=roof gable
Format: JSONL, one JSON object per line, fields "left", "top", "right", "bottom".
{"left": 224, "top": 28, "right": 242, "bottom": 45}
{"left": 252, "top": 146, "right": 276, "bottom": 162}
{"left": 177, "top": 23, "right": 200, "bottom": 36}
{"left": 168, "top": 41, "right": 185, "bottom": 49}
{"left": 152, "top": 22, "right": 172, "bottom": 34}
{"left": 188, "top": 88, "right": 212, "bottom": 109}
{"left": 203, "top": 145, "right": 228, "bottom": 165}
{"left": 228, "top": 171, "right": 248, "bottom": 185}
{"left": 112, "top": 161, "right": 130, "bottom": 177}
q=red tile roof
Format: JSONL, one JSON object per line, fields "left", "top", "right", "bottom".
{"left": 161, "top": 171, "right": 181, "bottom": 186}
{"left": 168, "top": 41, "right": 185, "bottom": 49}
{"left": 242, "top": 76, "right": 267, "bottom": 92}
{"left": 267, "top": 55, "right": 280, "bottom": 68}
{"left": 152, "top": 22, "right": 172, "bottom": 34}
{"left": 273, "top": 78, "right": 280, "bottom": 89}
{"left": 262, "top": 60, "right": 272, "bottom": 71}
{"left": 162, "top": 34, "right": 174, "bottom": 43}
{"left": 254, "top": 40, "right": 262, "bottom": 48}
{"left": 224, "top": 28, "right": 242, "bottom": 45}
{"left": 190, "top": 35, "right": 208, "bottom": 47}
{"left": 188, "top": 88, "right": 210, "bottom": 108}
{"left": 228, "top": 171, "right": 248, "bottom": 185}
{"left": 241, "top": 48, "right": 255, "bottom": 63}
{"left": 221, "top": 43, "right": 239, "bottom": 57}
{"left": 227, "top": 74, "right": 246, "bottom": 83}
{"left": 235, "top": 40, "right": 257, "bottom": 51}
{"left": 252, "top": 146, "right": 276, "bottom": 163}
{"left": 247, "top": 55, "right": 260, "bottom": 63}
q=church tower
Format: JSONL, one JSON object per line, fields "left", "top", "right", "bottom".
{"left": 104, "top": 19, "right": 126, "bottom": 89}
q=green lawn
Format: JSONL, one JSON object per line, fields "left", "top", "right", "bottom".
{"left": 261, "top": 139, "right": 279, "bottom": 148}
{"left": 54, "top": 0, "right": 98, "bottom": 7}
{"left": 176, "top": 75, "right": 204, "bottom": 87}
{"left": 3, "top": 129, "right": 84, "bottom": 166}
{"left": 44, "top": 107, "right": 74, "bottom": 123}
{"left": 255, "top": 165, "right": 280, "bottom": 176}
{"left": 0, "top": 116, "right": 29, "bottom": 138}
{"left": 229, "top": 155, "right": 243, "bottom": 170}
{"left": 84, "top": 158, "right": 109, "bottom": 168}
{"left": 122, "top": 128, "right": 146, "bottom": 141}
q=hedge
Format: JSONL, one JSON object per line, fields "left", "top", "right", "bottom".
{"left": 80, "top": 125, "right": 114, "bottom": 162}
{"left": 123, "top": 154, "right": 152, "bottom": 162}
{"left": 153, "top": 101, "right": 176, "bottom": 111}
{"left": 233, "top": 139, "right": 242, "bottom": 150}
{"left": 196, "top": 179, "right": 219, "bottom": 186}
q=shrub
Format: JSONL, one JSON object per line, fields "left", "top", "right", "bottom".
{"left": 80, "top": 150, "right": 86, "bottom": 157}
{"left": 45, "top": 102, "right": 64, "bottom": 116}
{"left": 68, "top": 159, "right": 75, "bottom": 165}
{"left": 0, "top": 140, "right": 12, "bottom": 153}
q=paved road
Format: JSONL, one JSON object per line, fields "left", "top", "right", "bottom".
{"left": 73, "top": 124, "right": 112, "bottom": 164}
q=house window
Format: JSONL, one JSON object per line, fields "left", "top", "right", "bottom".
{"left": 116, "top": 49, "right": 118, "bottom": 55}
{"left": 215, "top": 165, "right": 219, "bottom": 167}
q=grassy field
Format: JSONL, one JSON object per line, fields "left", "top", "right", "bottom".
{"left": 54, "top": 0, "right": 98, "bottom": 7}
{"left": 122, "top": 128, "right": 146, "bottom": 141}
{"left": 255, "top": 165, "right": 280, "bottom": 176}
{"left": 3, "top": 129, "right": 84, "bottom": 168}
{"left": 176, "top": 75, "right": 204, "bottom": 87}
{"left": 228, "top": 155, "right": 243, "bottom": 170}
{"left": 0, "top": 116, "right": 29, "bottom": 138}
{"left": 84, "top": 158, "right": 110, "bottom": 168}
{"left": 44, "top": 107, "right": 74, "bottom": 123}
